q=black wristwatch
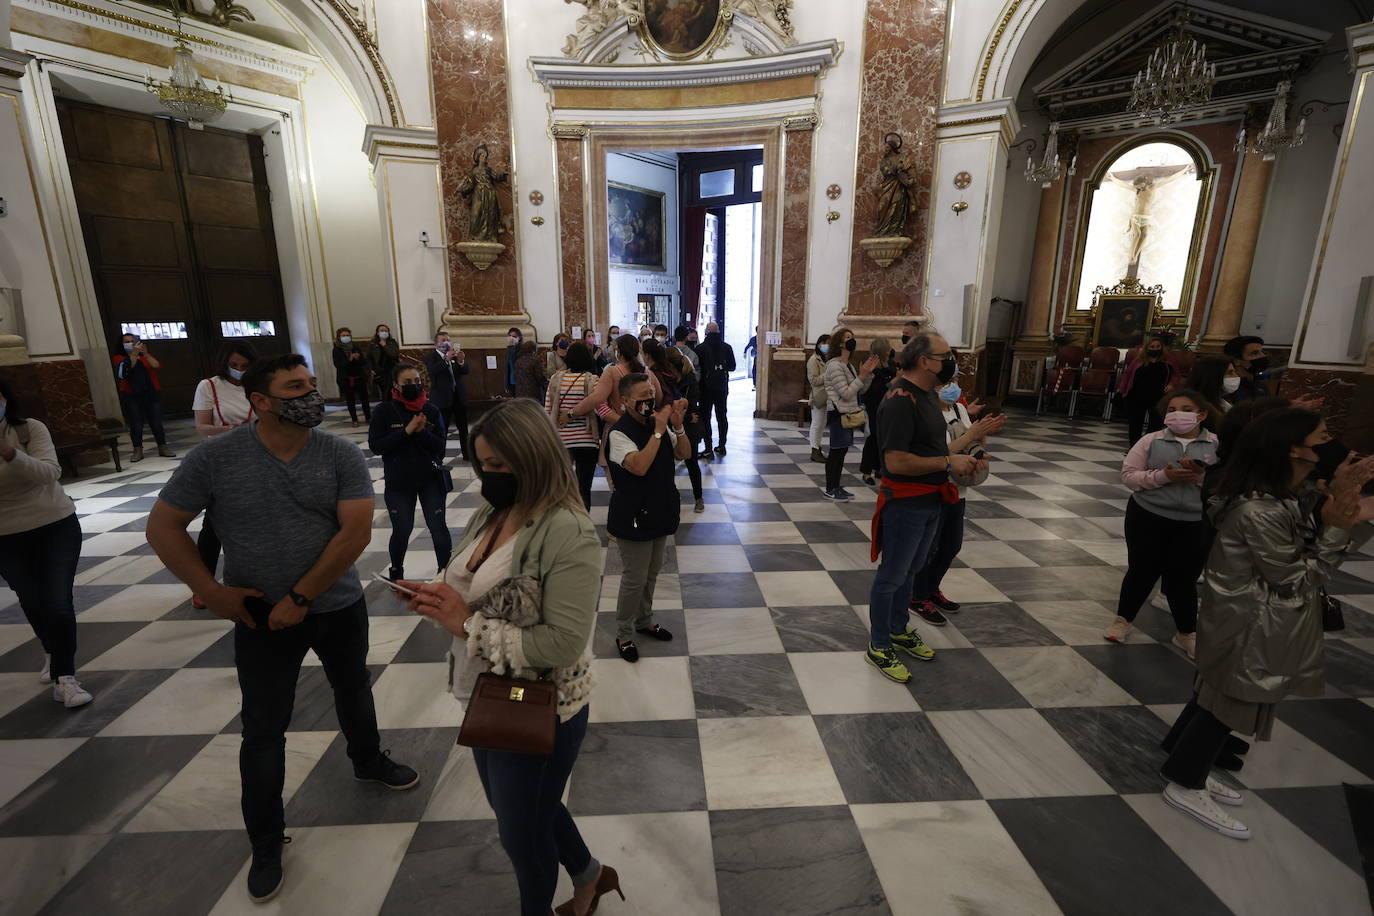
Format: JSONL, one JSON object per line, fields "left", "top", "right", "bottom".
{"left": 287, "top": 589, "right": 311, "bottom": 608}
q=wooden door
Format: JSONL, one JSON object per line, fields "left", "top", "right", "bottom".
{"left": 57, "top": 100, "right": 290, "bottom": 413}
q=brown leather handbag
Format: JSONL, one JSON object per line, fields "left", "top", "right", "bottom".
{"left": 457, "top": 672, "right": 557, "bottom": 755}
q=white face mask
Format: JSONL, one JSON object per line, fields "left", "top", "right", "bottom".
{"left": 378, "top": 331, "right": 390, "bottom": 341}
{"left": 1222, "top": 376, "right": 1240, "bottom": 394}
{"left": 339, "top": 336, "right": 351, "bottom": 345}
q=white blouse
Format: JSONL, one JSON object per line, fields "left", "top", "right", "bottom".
{"left": 192, "top": 377, "right": 253, "bottom": 426}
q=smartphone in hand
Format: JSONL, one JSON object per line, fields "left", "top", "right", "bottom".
{"left": 371, "top": 572, "right": 420, "bottom": 597}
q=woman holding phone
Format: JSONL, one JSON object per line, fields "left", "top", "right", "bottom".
{"left": 398, "top": 399, "right": 619, "bottom": 916}
{"left": 114, "top": 332, "right": 175, "bottom": 462}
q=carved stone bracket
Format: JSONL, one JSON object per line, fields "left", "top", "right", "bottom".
{"left": 858, "top": 236, "right": 911, "bottom": 269}
{"left": 455, "top": 241, "right": 505, "bottom": 271}
{"left": 551, "top": 123, "right": 590, "bottom": 140}
{"left": 782, "top": 113, "right": 818, "bottom": 132}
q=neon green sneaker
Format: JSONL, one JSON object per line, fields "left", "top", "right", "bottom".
{"left": 890, "top": 629, "right": 935, "bottom": 662}
{"left": 866, "top": 645, "right": 912, "bottom": 683}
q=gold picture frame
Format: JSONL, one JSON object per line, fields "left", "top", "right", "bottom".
{"left": 636, "top": 1, "right": 731, "bottom": 61}
{"left": 607, "top": 181, "right": 668, "bottom": 272}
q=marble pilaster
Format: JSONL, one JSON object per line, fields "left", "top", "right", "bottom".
{"left": 1201, "top": 152, "right": 1273, "bottom": 351}
{"left": 555, "top": 133, "right": 589, "bottom": 334}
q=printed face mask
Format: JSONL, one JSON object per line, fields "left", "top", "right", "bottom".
{"left": 437, "top": 341, "right": 451, "bottom": 352}
{"left": 558, "top": 340, "right": 569, "bottom": 351}
{"left": 1164, "top": 410, "right": 1201, "bottom": 434}
{"left": 274, "top": 389, "right": 325, "bottom": 428}
{"left": 634, "top": 397, "right": 655, "bottom": 419}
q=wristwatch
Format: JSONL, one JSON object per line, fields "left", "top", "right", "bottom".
{"left": 653, "top": 431, "right": 664, "bottom": 440}
{"left": 287, "top": 588, "right": 311, "bottom": 608}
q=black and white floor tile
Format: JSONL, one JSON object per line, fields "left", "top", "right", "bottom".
{"left": 2, "top": 383, "right": 1373, "bottom": 915}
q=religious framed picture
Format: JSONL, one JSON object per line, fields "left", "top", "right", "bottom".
{"left": 1092, "top": 294, "right": 1156, "bottom": 349}
{"left": 607, "top": 181, "right": 667, "bottom": 272}
{"left": 640, "top": 0, "right": 726, "bottom": 59}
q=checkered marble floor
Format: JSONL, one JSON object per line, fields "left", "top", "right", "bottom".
{"left": 3, "top": 385, "right": 1374, "bottom": 915}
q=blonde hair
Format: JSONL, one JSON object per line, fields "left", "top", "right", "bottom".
{"left": 469, "top": 399, "right": 588, "bottom": 519}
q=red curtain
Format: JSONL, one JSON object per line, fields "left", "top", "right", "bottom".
{"left": 680, "top": 205, "right": 707, "bottom": 326}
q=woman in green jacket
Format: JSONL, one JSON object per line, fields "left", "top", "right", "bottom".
{"left": 1159, "top": 408, "right": 1374, "bottom": 842}
{"left": 399, "top": 399, "right": 620, "bottom": 916}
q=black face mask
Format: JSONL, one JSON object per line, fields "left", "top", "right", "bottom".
{"left": 1146, "top": 348, "right": 1163, "bottom": 360}
{"left": 633, "top": 397, "right": 655, "bottom": 419}
{"left": 1248, "top": 356, "right": 1270, "bottom": 376}
{"left": 844, "top": 338, "right": 857, "bottom": 352}
{"left": 935, "top": 357, "right": 957, "bottom": 384}
{"left": 901, "top": 334, "right": 911, "bottom": 345}
{"left": 399, "top": 383, "right": 423, "bottom": 401}
{"left": 480, "top": 471, "right": 518, "bottom": 510}
{"left": 1312, "top": 439, "right": 1350, "bottom": 480}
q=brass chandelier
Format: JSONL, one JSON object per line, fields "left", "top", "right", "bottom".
{"left": 1128, "top": 15, "right": 1217, "bottom": 124}
{"left": 144, "top": 11, "right": 229, "bottom": 128}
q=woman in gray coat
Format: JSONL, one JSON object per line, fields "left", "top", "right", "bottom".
{"left": 1159, "top": 408, "right": 1374, "bottom": 841}
{"left": 820, "top": 327, "right": 878, "bottom": 502}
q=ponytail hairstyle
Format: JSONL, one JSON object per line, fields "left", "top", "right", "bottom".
{"left": 614, "top": 334, "right": 645, "bottom": 372}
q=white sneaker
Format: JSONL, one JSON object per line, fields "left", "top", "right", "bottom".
{"left": 53, "top": 675, "right": 93, "bottom": 709}
{"left": 1150, "top": 587, "right": 1170, "bottom": 612}
{"left": 1163, "top": 781, "right": 1250, "bottom": 839}
{"left": 1206, "top": 775, "right": 1243, "bottom": 807}
{"left": 39, "top": 655, "right": 52, "bottom": 684}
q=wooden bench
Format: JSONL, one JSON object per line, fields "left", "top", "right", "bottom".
{"left": 52, "top": 434, "right": 122, "bottom": 479}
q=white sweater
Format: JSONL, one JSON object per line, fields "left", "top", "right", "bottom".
{"left": 0, "top": 419, "right": 76, "bottom": 536}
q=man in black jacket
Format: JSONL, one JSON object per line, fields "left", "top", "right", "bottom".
{"left": 695, "top": 321, "right": 736, "bottom": 457}
{"left": 423, "top": 330, "right": 469, "bottom": 459}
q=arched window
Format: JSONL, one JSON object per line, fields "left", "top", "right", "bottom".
{"left": 1074, "top": 140, "right": 1209, "bottom": 313}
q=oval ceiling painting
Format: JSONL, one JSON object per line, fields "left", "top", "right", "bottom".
{"left": 643, "top": 0, "right": 724, "bottom": 58}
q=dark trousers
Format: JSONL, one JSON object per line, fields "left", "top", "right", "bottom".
{"left": 1160, "top": 697, "right": 1231, "bottom": 789}
{"left": 340, "top": 377, "right": 371, "bottom": 423}
{"left": 441, "top": 401, "right": 470, "bottom": 459}
{"left": 0, "top": 513, "right": 82, "bottom": 679}
{"left": 120, "top": 390, "right": 166, "bottom": 448}
{"left": 235, "top": 599, "right": 381, "bottom": 845}
{"left": 859, "top": 418, "right": 881, "bottom": 476}
{"left": 683, "top": 433, "right": 704, "bottom": 500}
{"left": 1126, "top": 402, "right": 1162, "bottom": 444}
{"left": 570, "top": 446, "right": 598, "bottom": 510}
{"left": 1118, "top": 499, "right": 1206, "bottom": 633}
{"left": 700, "top": 386, "right": 729, "bottom": 450}
{"left": 197, "top": 515, "right": 221, "bottom": 575}
{"left": 384, "top": 481, "right": 453, "bottom": 574}
{"left": 824, "top": 410, "right": 855, "bottom": 491}
{"left": 474, "top": 706, "right": 598, "bottom": 916}
{"left": 868, "top": 499, "right": 942, "bottom": 648}
{"left": 912, "top": 499, "right": 966, "bottom": 598}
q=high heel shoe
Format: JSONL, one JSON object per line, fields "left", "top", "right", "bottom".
{"left": 553, "top": 864, "right": 624, "bottom": 915}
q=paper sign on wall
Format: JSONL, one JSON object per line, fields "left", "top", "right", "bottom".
{"left": 486, "top": 355, "right": 497, "bottom": 370}
{"left": 571, "top": 326, "right": 582, "bottom": 340}
{"left": 765, "top": 331, "right": 782, "bottom": 347}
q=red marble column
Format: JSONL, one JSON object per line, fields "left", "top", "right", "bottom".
{"left": 846, "top": 0, "right": 948, "bottom": 316}
{"left": 555, "top": 134, "right": 589, "bottom": 333}
{"left": 778, "top": 124, "right": 815, "bottom": 347}
{"left": 429, "top": 0, "right": 520, "bottom": 318}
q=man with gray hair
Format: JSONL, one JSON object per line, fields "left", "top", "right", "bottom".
{"left": 865, "top": 332, "right": 976, "bottom": 683}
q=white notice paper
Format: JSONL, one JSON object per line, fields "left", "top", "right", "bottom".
{"left": 486, "top": 355, "right": 497, "bottom": 370}
{"left": 765, "top": 331, "right": 782, "bottom": 347}
{"left": 571, "top": 326, "right": 582, "bottom": 340}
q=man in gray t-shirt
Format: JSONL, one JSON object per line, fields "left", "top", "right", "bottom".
{"left": 146, "top": 354, "right": 419, "bottom": 903}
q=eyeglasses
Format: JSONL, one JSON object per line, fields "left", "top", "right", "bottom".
{"left": 926, "top": 350, "right": 953, "bottom": 361}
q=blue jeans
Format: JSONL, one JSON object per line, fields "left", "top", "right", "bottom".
{"left": 383, "top": 479, "right": 453, "bottom": 574}
{"left": 119, "top": 390, "right": 166, "bottom": 447}
{"left": 912, "top": 499, "right": 966, "bottom": 598}
{"left": 473, "top": 705, "right": 600, "bottom": 915}
{"left": 868, "top": 499, "right": 943, "bottom": 648}
{"left": 0, "top": 513, "right": 82, "bottom": 678}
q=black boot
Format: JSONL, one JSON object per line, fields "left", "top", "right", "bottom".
{"left": 247, "top": 835, "right": 290, "bottom": 903}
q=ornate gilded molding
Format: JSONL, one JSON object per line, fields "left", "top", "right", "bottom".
{"left": 562, "top": 0, "right": 796, "bottom": 63}
{"left": 976, "top": 0, "right": 1023, "bottom": 102}
{"left": 551, "top": 123, "right": 590, "bottom": 139}
{"left": 781, "top": 112, "right": 817, "bottom": 131}
{"left": 314, "top": 0, "right": 399, "bottom": 126}
{"left": 531, "top": 39, "right": 838, "bottom": 93}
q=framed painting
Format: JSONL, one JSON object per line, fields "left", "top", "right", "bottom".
{"left": 608, "top": 181, "right": 667, "bottom": 272}
{"left": 640, "top": 0, "right": 725, "bottom": 59}
{"left": 1092, "top": 294, "right": 1156, "bottom": 349}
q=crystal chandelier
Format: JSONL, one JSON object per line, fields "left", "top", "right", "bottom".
{"left": 1128, "top": 17, "right": 1216, "bottom": 123}
{"left": 1025, "top": 123, "right": 1076, "bottom": 189}
{"left": 1235, "top": 80, "right": 1305, "bottom": 161}
{"left": 145, "top": 15, "right": 229, "bottom": 128}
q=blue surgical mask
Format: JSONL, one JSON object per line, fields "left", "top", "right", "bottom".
{"left": 123, "top": 342, "right": 135, "bottom": 352}
{"left": 228, "top": 367, "right": 245, "bottom": 381}
{"left": 818, "top": 344, "right": 829, "bottom": 356}
{"left": 939, "top": 383, "right": 961, "bottom": 404}
{"left": 339, "top": 335, "right": 352, "bottom": 345}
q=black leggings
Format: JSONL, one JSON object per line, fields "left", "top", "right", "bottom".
{"left": 683, "top": 425, "right": 703, "bottom": 499}
{"left": 1117, "top": 498, "right": 1206, "bottom": 633}
{"left": 340, "top": 376, "right": 371, "bottom": 423}
{"left": 1160, "top": 698, "right": 1232, "bottom": 789}
{"left": 570, "top": 447, "right": 598, "bottom": 510}
{"left": 1126, "top": 402, "right": 1162, "bottom": 444}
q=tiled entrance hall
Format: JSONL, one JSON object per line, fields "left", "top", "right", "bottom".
{"left": 2, "top": 390, "right": 1374, "bottom": 915}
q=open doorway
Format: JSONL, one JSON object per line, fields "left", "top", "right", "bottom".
{"left": 603, "top": 148, "right": 762, "bottom": 377}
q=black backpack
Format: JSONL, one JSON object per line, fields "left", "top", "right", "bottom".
{"left": 700, "top": 343, "right": 729, "bottom": 390}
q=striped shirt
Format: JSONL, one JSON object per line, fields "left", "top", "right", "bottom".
{"left": 546, "top": 371, "right": 599, "bottom": 448}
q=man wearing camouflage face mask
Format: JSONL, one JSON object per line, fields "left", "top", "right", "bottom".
{"left": 147, "top": 353, "right": 418, "bottom": 904}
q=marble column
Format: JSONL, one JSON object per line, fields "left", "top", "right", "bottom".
{"left": 1008, "top": 173, "right": 1067, "bottom": 395}
{"left": 429, "top": 0, "right": 525, "bottom": 332}
{"left": 843, "top": 0, "right": 948, "bottom": 318}
{"left": 766, "top": 117, "right": 816, "bottom": 420}
{"left": 554, "top": 128, "right": 589, "bottom": 335}
{"left": 1200, "top": 152, "right": 1273, "bottom": 351}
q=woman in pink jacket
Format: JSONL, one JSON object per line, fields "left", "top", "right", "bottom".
{"left": 1117, "top": 339, "right": 1182, "bottom": 444}
{"left": 1103, "top": 389, "right": 1218, "bottom": 658}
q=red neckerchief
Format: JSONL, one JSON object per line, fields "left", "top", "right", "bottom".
{"left": 393, "top": 387, "right": 428, "bottom": 413}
